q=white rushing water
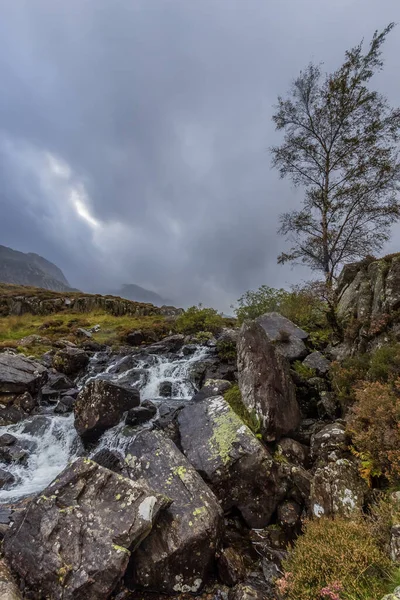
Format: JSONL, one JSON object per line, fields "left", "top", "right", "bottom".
{"left": 0, "top": 345, "right": 210, "bottom": 503}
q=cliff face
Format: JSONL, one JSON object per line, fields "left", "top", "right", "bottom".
{"left": 336, "top": 254, "right": 400, "bottom": 352}
{"left": 0, "top": 245, "right": 72, "bottom": 292}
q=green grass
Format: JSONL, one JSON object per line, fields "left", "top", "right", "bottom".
{"left": 0, "top": 310, "right": 170, "bottom": 356}
{"left": 223, "top": 384, "right": 261, "bottom": 436}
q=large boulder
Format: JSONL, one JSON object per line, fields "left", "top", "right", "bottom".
{"left": 256, "top": 312, "right": 308, "bottom": 361}
{"left": 74, "top": 378, "right": 140, "bottom": 442}
{"left": 310, "top": 458, "right": 368, "bottom": 518}
{"left": 178, "top": 396, "right": 286, "bottom": 528}
{"left": 237, "top": 321, "right": 300, "bottom": 442}
{"left": 0, "top": 354, "right": 47, "bottom": 394}
{"left": 53, "top": 347, "right": 89, "bottom": 376}
{"left": 124, "top": 429, "right": 223, "bottom": 594}
{"left": 3, "top": 457, "right": 169, "bottom": 600}
{"left": 0, "top": 559, "right": 22, "bottom": 600}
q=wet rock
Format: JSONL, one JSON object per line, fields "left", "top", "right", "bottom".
{"left": 277, "top": 499, "right": 302, "bottom": 530}
{"left": 317, "top": 391, "right": 339, "bottom": 419}
{"left": 218, "top": 547, "right": 246, "bottom": 586}
{"left": 310, "top": 458, "right": 368, "bottom": 518}
{"left": 276, "top": 438, "right": 308, "bottom": 467}
{"left": 154, "top": 402, "right": 185, "bottom": 445}
{"left": 204, "top": 359, "right": 237, "bottom": 382}
{"left": 0, "top": 445, "right": 28, "bottom": 465}
{"left": 41, "top": 372, "right": 74, "bottom": 401}
{"left": 178, "top": 396, "right": 286, "bottom": 528}
{"left": 126, "top": 401, "right": 157, "bottom": 426}
{"left": 54, "top": 395, "right": 75, "bottom": 414}
{"left": 145, "top": 334, "right": 185, "bottom": 354}
{"left": 124, "top": 429, "right": 223, "bottom": 594}
{"left": 0, "top": 558, "right": 23, "bottom": 600}
{"left": 13, "top": 391, "right": 36, "bottom": 413}
{"left": 193, "top": 378, "right": 232, "bottom": 402}
{"left": 228, "top": 583, "right": 265, "bottom": 600}
{"left": 0, "top": 354, "right": 47, "bottom": 394}
{"left": 92, "top": 448, "right": 126, "bottom": 473}
{"left": 159, "top": 380, "right": 173, "bottom": 397}
{"left": 310, "top": 422, "right": 349, "bottom": 464}
{"left": 52, "top": 346, "right": 89, "bottom": 376}
{"left": 182, "top": 344, "right": 198, "bottom": 355}
{"left": 237, "top": 321, "right": 300, "bottom": 442}
{"left": 74, "top": 378, "right": 140, "bottom": 442}
{"left": 303, "top": 351, "right": 331, "bottom": 375}
{"left": 0, "top": 468, "right": 15, "bottom": 489}
{"left": 3, "top": 457, "right": 169, "bottom": 600}
{"left": 256, "top": 312, "right": 308, "bottom": 361}
{"left": 21, "top": 415, "right": 52, "bottom": 436}
{"left": 126, "top": 330, "right": 146, "bottom": 346}
{"left": 0, "top": 433, "right": 17, "bottom": 446}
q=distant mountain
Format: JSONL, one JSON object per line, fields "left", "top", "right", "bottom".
{"left": 112, "top": 283, "right": 167, "bottom": 306}
{"left": 0, "top": 245, "right": 73, "bottom": 292}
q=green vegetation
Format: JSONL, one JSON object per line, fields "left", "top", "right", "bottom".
{"left": 293, "top": 360, "right": 316, "bottom": 381}
{"left": 0, "top": 310, "right": 170, "bottom": 357}
{"left": 234, "top": 283, "right": 329, "bottom": 338}
{"left": 348, "top": 380, "right": 400, "bottom": 485}
{"left": 279, "top": 517, "right": 393, "bottom": 600}
{"left": 175, "top": 305, "right": 226, "bottom": 335}
{"left": 216, "top": 339, "right": 237, "bottom": 362}
{"left": 223, "top": 384, "right": 261, "bottom": 436}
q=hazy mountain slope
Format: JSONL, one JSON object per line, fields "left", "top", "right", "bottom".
{"left": 0, "top": 245, "right": 72, "bottom": 292}
{"left": 113, "top": 283, "right": 167, "bottom": 306}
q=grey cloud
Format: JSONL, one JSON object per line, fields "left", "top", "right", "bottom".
{"left": 0, "top": 0, "right": 400, "bottom": 310}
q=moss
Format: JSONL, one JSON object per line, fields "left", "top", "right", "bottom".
{"left": 172, "top": 466, "right": 188, "bottom": 480}
{"left": 112, "top": 544, "right": 130, "bottom": 555}
{"left": 209, "top": 407, "right": 242, "bottom": 465}
{"left": 223, "top": 385, "right": 261, "bottom": 435}
{"left": 216, "top": 339, "right": 237, "bottom": 362}
{"left": 293, "top": 361, "right": 316, "bottom": 380}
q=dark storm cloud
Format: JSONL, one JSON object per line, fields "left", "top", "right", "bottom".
{"left": 0, "top": 0, "right": 400, "bottom": 309}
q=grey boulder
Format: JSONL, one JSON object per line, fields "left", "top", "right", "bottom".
{"left": 238, "top": 320, "right": 300, "bottom": 441}
{"left": 178, "top": 396, "right": 286, "bottom": 528}
{"left": 3, "top": 457, "right": 169, "bottom": 600}
{"left": 0, "top": 354, "right": 47, "bottom": 394}
{"left": 74, "top": 378, "right": 140, "bottom": 442}
{"left": 124, "top": 429, "right": 223, "bottom": 594}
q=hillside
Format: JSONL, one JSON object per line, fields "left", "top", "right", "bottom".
{"left": 0, "top": 245, "right": 73, "bottom": 292}
{"left": 111, "top": 283, "right": 167, "bottom": 306}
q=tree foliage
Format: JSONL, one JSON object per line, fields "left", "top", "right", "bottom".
{"left": 271, "top": 24, "right": 400, "bottom": 284}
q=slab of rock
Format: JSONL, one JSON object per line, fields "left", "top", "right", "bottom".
{"left": 124, "top": 429, "right": 223, "bottom": 594}
{"left": 53, "top": 347, "right": 89, "bottom": 376}
{"left": 178, "top": 396, "right": 286, "bottom": 528}
{"left": 0, "top": 354, "right": 47, "bottom": 394}
{"left": 310, "top": 458, "right": 367, "bottom": 518}
{"left": 303, "top": 351, "right": 331, "bottom": 375}
{"left": 192, "top": 379, "right": 232, "bottom": 402}
{"left": 237, "top": 321, "right": 300, "bottom": 442}
{"left": 0, "top": 558, "right": 23, "bottom": 600}
{"left": 74, "top": 378, "right": 140, "bottom": 442}
{"left": 3, "top": 457, "right": 169, "bottom": 600}
{"left": 256, "top": 312, "right": 308, "bottom": 360}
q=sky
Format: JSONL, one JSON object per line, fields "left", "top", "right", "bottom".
{"left": 0, "top": 0, "right": 400, "bottom": 311}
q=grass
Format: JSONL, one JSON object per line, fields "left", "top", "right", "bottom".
{"left": 0, "top": 310, "right": 171, "bottom": 356}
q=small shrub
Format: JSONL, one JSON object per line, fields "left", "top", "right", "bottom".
{"left": 347, "top": 380, "right": 400, "bottom": 483}
{"left": 175, "top": 305, "right": 224, "bottom": 335}
{"left": 234, "top": 282, "right": 329, "bottom": 332}
{"left": 194, "top": 331, "right": 214, "bottom": 343}
{"left": 330, "top": 355, "right": 370, "bottom": 409}
{"left": 216, "top": 339, "right": 237, "bottom": 362}
{"left": 368, "top": 344, "right": 400, "bottom": 383}
{"left": 224, "top": 385, "right": 261, "bottom": 435}
{"left": 293, "top": 361, "right": 316, "bottom": 380}
{"left": 281, "top": 517, "right": 392, "bottom": 600}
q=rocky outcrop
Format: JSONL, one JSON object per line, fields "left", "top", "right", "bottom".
{"left": 74, "top": 379, "right": 140, "bottom": 442}
{"left": 0, "top": 284, "right": 167, "bottom": 318}
{"left": 3, "top": 457, "right": 169, "bottom": 600}
{"left": 237, "top": 320, "right": 300, "bottom": 441}
{"left": 124, "top": 429, "right": 223, "bottom": 594}
{"left": 0, "top": 354, "right": 47, "bottom": 394}
{"left": 336, "top": 254, "right": 400, "bottom": 353}
{"left": 52, "top": 347, "right": 89, "bottom": 376}
{"left": 0, "top": 558, "right": 23, "bottom": 600}
{"left": 178, "top": 396, "right": 286, "bottom": 528}
{"left": 256, "top": 312, "right": 308, "bottom": 360}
